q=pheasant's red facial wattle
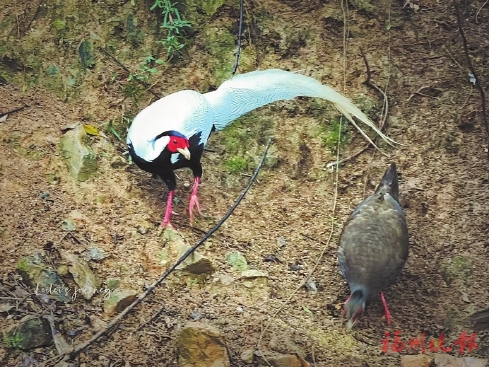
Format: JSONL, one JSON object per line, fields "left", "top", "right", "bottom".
{"left": 167, "top": 136, "right": 191, "bottom": 160}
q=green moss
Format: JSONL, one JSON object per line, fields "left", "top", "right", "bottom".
{"left": 17, "top": 257, "right": 31, "bottom": 272}
{"left": 225, "top": 156, "right": 250, "bottom": 174}
{"left": 202, "top": 0, "right": 227, "bottom": 16}
{"left": 219, "top": 112, "right": 275, "bottom": 177}
{"left": 52, "top": 19, "right": 66, "bottom": 32}
{"left": 3, "top": 330, "right": 25, "bottom": 349}
{"left": 319, "top": 117, "right": 351, "bottom": 154}
{"left": 441, "top": 255, "right": 473, "bottom": 286}
{"left": 350, "top": 0, "right": 377, "bottom": 13}
{"left": 204, "top": 28, "right": 236, "bottom": 84}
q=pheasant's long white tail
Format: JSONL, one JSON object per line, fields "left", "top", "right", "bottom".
{"left": 204, "top": 69, "right": 396, "bottom": 151}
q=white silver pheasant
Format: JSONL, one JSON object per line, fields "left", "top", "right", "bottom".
{"left": 127, "top": 69, "right": 394, "bottom": 227}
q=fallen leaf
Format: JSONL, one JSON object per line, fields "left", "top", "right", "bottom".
{"left": 83, "top": 124, "right": 99, "bottom": 136}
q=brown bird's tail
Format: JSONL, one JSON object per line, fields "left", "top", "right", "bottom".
{"left": 375, "top": 163, "right": 399, "bottom": 202}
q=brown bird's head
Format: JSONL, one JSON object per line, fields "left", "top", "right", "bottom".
{"left": 344, "top": 289, "right": 366, "bottom": 329}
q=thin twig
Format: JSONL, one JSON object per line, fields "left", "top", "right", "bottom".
{"left": 442, "top": 45, "right": 466, "bottom": 71}
{"left": 232, "top": 0, "right": 244, "bottom": 75}
{"left": 406, "top": 85, "right": 439, "bottom": 101}
{"left": 65, "top": 139, "right": 272, "bottom": 361}
{"left": 453, "top": 0, "right": 489, "bottom": 155}
{"left": 0, "top": 105, "right": 27, "bottom": 119}
{"left": 475, "top": 0, "right": 489, "bottom": 23}
{"left": 135, "top": 306, "right": 168, "bottom": 332}
{"left": 98, "top": 47, "right": 161, "bottom": 100}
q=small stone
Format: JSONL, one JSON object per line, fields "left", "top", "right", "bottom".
{"left": 137, "top": 226, "right": 147, "bottom": 235}
{"left": 304, "top": 279, "right": 317, "bottom": 294}
{"left": 277, "top": 237, "right": 287, "bottom": 248}
{"left": 240, "top": 349, "right": 255, "bottom": 363}
{"left": 17, "top": 253, "right": 70, "bottom": 303}
{"left": 401, "top": 354, "right": 433, "bottom": 367}
{"left": 176, "top": 322, "right": 230, "bottom": 367}
{"left": 82, "top": 247, "right": 109, "bottom": 261}
{"left": 59, "top": 125, "right": 98, "bottom": 182}
{"left": 61, "top": 252, "right": 100, "bottom": 300}
{"left": 103, "top": 288, "right": 138, "bottom": 315}
{"left": 88, "top": 315, "right": 107, "bottom": 332}
{"left": 3, "top": 315, "right": 52, "bottom": 350}
{"left": 255, "top": 351, "right": 308, "bottom": 367}
{"left": 217, "top": 273, "right": 234, "bottom": 286}
{"left": 226, "top": 252, "right": 248, "bottom": 271}
{"left": 145, "top": 228, "right": 215, "bottom": 274}
{"left": 241, "top": 270, "right": 268, "bottom": 279}
{"left": 433, "top": 354, "right": 488, "bottom": 367}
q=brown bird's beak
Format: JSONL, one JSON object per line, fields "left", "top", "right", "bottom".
{"left": 177, "top": 147, "right": 191, "bottom": 160}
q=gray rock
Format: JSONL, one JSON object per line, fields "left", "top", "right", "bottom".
{"left": 82, "top": 247, "right": 109, "bottom": 261}
{"left": 3, "top": 315, "right": 52, "bottom": 350}
{"left": 149, "top": 228, "right": 215, "bottom": 275}
{"left": 103, "top": 288, "right": 138, "bottom": 315}
{"left": 61, "top": 251, "right": 100, "bottom": 300}
{"left": 17, "top": 253, "right": 70, "bottom": 303}
{"left": 60, "top": 125, "right": 98, "bottom": 182}
{"left": 240, "top": 349, "right": 255, "bottom": 364}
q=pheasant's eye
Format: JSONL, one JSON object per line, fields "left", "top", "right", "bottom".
{"left": 173, "top": 139, "right": 177, "bottom": 144}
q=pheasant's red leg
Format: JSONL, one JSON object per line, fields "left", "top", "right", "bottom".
{"left": 188, "top": 177, "right": 202, "bottom": 222}
{"left": 161, "top": 190, "right": 175, "bottom": 228}
{"left": 380, "top": 292, "right": 392, "bottom": 325}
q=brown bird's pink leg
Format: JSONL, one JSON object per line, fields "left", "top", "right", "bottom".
{"left": 161, "top": 190, "right": 175, "bottom": 228}
{"left": 380, "top": 292, "right": 392, "bottom": 325}
{"left": 188, "top": 177, "right": 202, "bottom": 222}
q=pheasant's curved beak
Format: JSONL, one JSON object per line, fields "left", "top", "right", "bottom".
{"left": 177, "top": 147, "right": 191, "bottom": 160}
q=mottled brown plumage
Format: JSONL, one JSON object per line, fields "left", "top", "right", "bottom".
{"left": 337, "top": 163, "right": 409, "bottom": 329}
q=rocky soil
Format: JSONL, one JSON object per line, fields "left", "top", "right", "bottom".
{"left": 1, "top": 0, "right": 489, "bottom": 366}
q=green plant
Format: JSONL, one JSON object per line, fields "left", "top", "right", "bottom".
{"left": 150, "top": 0, "right": 191, "bottom": 59}
{"left": 100, "top": 114, "right": 133, "bottom": 141}
{"left": 128, "top": 56, "right": 165, "bottom": 85}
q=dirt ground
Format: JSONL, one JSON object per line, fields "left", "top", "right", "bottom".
{"left": 1, "top": 0, "right": 489, "bottom": 366}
